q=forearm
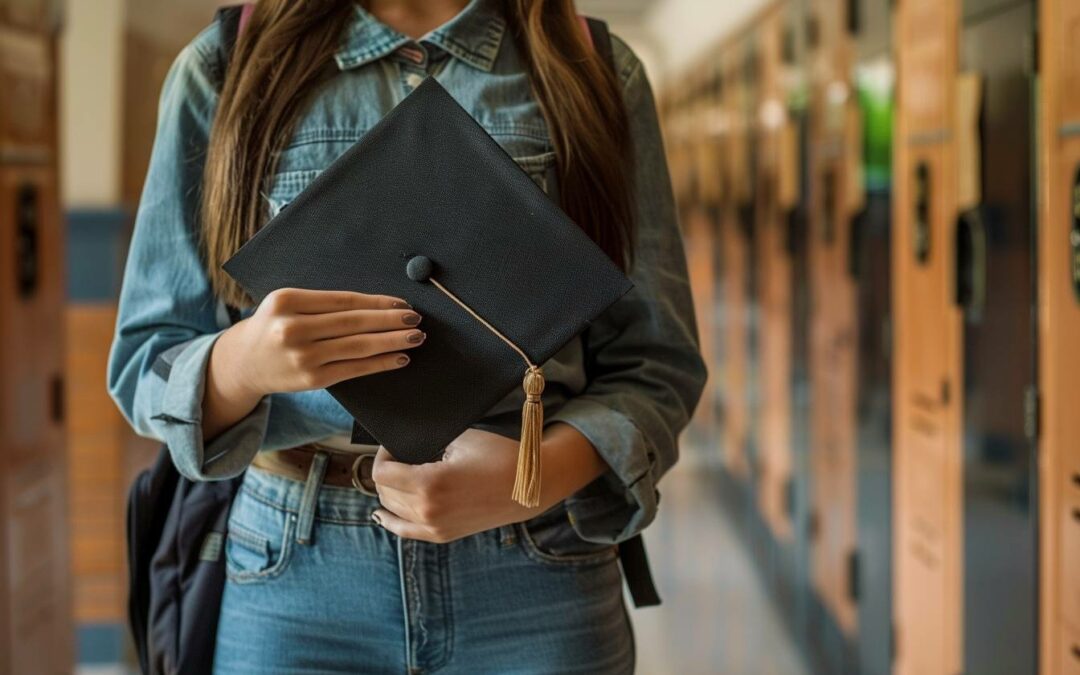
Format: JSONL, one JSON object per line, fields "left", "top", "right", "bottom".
{"left": 202, "top": 324, "right": 264, "bottom": 441}
{"left": 539, "top": 421, "right": 608, "bottom": 509}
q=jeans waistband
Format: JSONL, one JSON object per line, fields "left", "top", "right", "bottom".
{"left": 242, "top": 463, "right": 380, "bottom": 526}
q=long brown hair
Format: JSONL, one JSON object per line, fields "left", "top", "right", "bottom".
{"left": 202, "top": 0, "right": 634, "bottom": 308}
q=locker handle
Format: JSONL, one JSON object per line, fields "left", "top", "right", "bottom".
{"left": 848, "top": 208, "right": 868, "bottom": 279}
{"left": 1071, "top": 165, "right": 1080, "bottom": 303}
{"left": 822, "top": 168, "right": 838, "bottom": 245}
{"left": 913, "top": 162, "right": 932, "bottom": 264}
{"left": 785, "top": 205, "right": 805, "bottom": 257}
{"left": 955, "top": 207, "right": 987, "bottom": 322}
{"left": 15, "top": 182, "right": 40, "bottom": 299}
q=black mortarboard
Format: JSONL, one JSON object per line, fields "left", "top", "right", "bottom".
{"left": 223, "top": 77, "right": 632, "bottom": 506}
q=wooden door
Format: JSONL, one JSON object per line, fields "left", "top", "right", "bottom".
{"left": 0, "top": 164, "right": 71, "bottom": 675}
{"left": 807, "top": 0, "right": 860, "bottom": 637}
{"left": 892, "top": 0, "right": 964, "bottom": 673}
{"left": 0, "top": 18, "right": 70, "bottom": 675}
{"left": 1039, "top": 0, "right": 1080, "bottom": 672}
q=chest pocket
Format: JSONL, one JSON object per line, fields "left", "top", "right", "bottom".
{"left": 513, "top": 150, "right": 559, "bottom": 201}
{"left": 265, "top": 169, "right": 323, "bottom": 219}
{"left": 263, "top": 149, "right": 560, "bottom": 220}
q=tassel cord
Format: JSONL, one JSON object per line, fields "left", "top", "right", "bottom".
{"left": 426, "top": 277, "right": 545, "bottom": 507}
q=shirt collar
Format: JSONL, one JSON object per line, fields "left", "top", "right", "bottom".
{"left": 334, "top": 0, "right": 507, "bottom": 72}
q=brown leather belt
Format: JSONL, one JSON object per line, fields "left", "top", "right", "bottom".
{"left": 250, "top": 444, "right": 378, "bottom": 495}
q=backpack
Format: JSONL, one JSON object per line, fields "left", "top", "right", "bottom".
{"left": 125, "top": 8, "right": 654, "bottom": 674}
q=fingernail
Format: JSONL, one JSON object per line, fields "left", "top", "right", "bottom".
{"left": 396, "top": 354, "right": 410, "bottom": 366}
{"left": 406, "top": 330, "right": 425, "bottom": 344}
{"left": 371, "top": 512, "right": 382, "bottom": 525}
{"left": 402, "top": 312, "right": 422, "bottom": 326}
{"left": 392, "top": 300, "right": 412, "bottom": 309}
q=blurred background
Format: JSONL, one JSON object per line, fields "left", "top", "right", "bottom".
{"left": 2, "top": 0, "right": 1078, "bottom": 673}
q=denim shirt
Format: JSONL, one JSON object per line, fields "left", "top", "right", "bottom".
{"left": 107, "top": 0, "right": 707, "bottom": 545}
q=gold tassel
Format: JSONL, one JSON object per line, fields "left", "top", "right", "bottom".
{"left": 512, "top": 365, "right": 545, "bottom": 507}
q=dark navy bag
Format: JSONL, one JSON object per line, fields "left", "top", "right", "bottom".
{"left": 126, "top": 449, "right": 242, "bottom": 675}
{"left": 125, "top": 8, "right": 251, "bottom": 673}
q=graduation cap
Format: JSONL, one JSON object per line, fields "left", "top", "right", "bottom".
{"left": 223, "top": 77, "right": 633, "bottom": 507}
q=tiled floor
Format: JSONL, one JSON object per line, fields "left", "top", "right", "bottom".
{"left": 632, "top": 445, "right": 809, "bottom": 675}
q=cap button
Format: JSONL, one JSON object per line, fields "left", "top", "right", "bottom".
{"left": 406, "top": 255, "right": 434, "bottom": 282}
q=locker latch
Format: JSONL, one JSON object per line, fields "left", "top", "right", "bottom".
{"left": 1071, "top": 166, "right": 1080, "bottom": 302}
{"left": 913, "top": 162, "right": 931, "bottom": 264}
{"left": 822, "top": 168, "right": 837, "bottom": 244}
{"left": 956, "top": 207, "right": 987, "bottom": 322}
{"left": 15, "top": 183, "right": 40, "bottom": 299}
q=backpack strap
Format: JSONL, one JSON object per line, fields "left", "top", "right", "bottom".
{"left": 579, "top": 15, "right": 663, "bottom": 611}
{"left": 581, "top": 16, "right": 616, "bottom": 76}
{"left": 214, "top": 3, "right": 254, "bottom": 76}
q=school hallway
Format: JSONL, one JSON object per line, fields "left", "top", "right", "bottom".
{"left": 634, "top": 442, "right": 809, "bottom": 675}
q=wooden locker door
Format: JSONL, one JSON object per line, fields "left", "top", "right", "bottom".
{"left": 1039, "top": 0, "right": 1080, "bottom": 672}
{"left": 686, "top": 207, "right": 717, "bottom": 432}
{"left": 0, "top": 164, "right": 71, "bottom": 675}
{"left": 756, "top": 8, "right": 794, "bottom": 542}
{"left": 722, "top": 207, "right": 751, "bottom": 478}
{"left": 807, "top": 0, "right": 859, "bottom": 637}
{"left": 720, "top": 46, "right": 752, "bottom": 479}
{"left": 892, "top": 0, "right": 963, "bottom": 672}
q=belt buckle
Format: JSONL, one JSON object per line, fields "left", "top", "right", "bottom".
{"left": 350, "top": 452, "right": 378, "bottom": 497}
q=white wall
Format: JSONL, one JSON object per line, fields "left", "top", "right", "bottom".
{"left": 640, "top": 0, "right": 768, "bottom": 87}
{"left": 60, "top": 0, "right": 126, "bottom": 208}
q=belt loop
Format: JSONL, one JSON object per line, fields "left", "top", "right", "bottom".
{"left": 296, "top": 450, "right": 329, "bottom": 546}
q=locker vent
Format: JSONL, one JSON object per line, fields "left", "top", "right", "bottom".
{"left": 847, "top": 549, "right": 860, "bottom": 602}
{"left": 50, "top": 374, "right": 64, "bottom": 424}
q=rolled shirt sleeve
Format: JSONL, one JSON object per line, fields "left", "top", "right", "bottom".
{"left": 105, "top": 24, "right": 272, "bottom": 481}
{"left": 546, "top": 42, "right": 708, "bottom": 544}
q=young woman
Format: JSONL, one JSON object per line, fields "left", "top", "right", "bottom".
{"left": 108, "top": 0, "right": 706, "bottom": 672}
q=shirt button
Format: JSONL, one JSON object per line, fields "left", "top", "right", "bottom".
{"left": 405, "top": 72, "right": 426, "bottom": 90}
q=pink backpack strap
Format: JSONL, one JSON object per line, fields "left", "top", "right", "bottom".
{"left": 239, "top": 2, "right": 255, "bottom": 35}
{"left": 578, "top": 14, "right": 595, "bottom": 50}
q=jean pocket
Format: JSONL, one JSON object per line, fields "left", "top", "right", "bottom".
{"left": 515, "top": 513, "right": 617, "bottom": 568}
{"left": 225, "top": 492, "right": 296, "bottom": 584}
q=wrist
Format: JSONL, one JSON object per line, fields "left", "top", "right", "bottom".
{"left": 209, "top": 323, "right": 264, "bottom": 404}
{"left": 538, "top": 422, "right": 607, "bottom": 509}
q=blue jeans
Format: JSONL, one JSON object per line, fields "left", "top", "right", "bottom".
{"left": 212, "top": 462, "right": 635, "bottom": 674}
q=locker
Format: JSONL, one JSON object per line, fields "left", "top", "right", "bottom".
{"left": 0, "top": 164, "right": 71, "bottom": 675}
{"left": 739, "top": 36, "right": 764, "bottom": 490}
{"left": 850, "top": 1, "right": 894, "bottom": 673}
{"left": 1039, "top": 0, "right": 1080, "bottom": 672}
{"left": 686, "top": 68, "right": 726, "bottom": 435}
{"left": 0, "top": 0, "right": 57, "bottom": 33}
{"left": 756, "top": 6, "right": 796, "bottom": 542}
{"left": 685, "top": 205, "right": 718, "bottom": 432}
{"left": 1061, "top": 622, "right": 1080, "bottom": 675}
{"left": 719, "top": 44, "right": 754, "bottom": 478}
{"left": 0, "top": 25, "right": 52, "bottom": 160}
{"left": 807, "top": 0, "right": 859, "bottom": 639}
{"left": 704, "top": 67, "right": 730, "bottom": 446}
{"left": 957, "top": 2, "right": 1038, "bottom": 674}
{"left": 892, "top": 0, "right": 964, "bottom": 672}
